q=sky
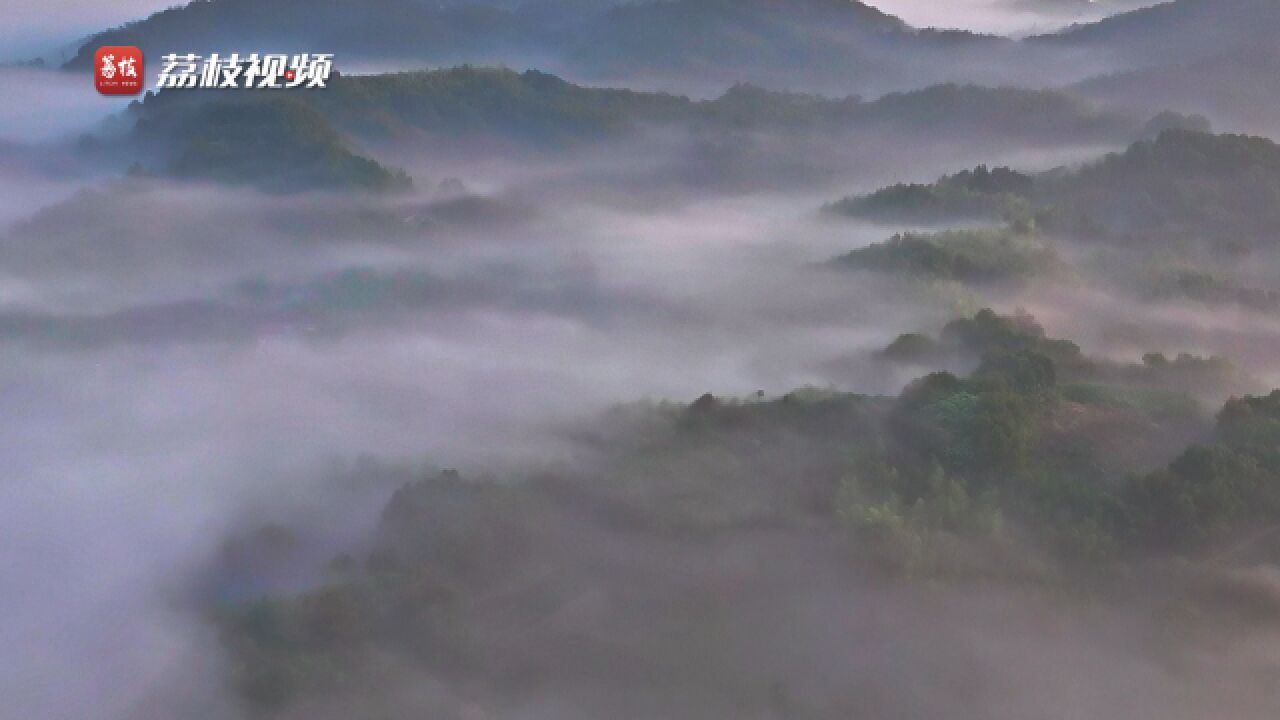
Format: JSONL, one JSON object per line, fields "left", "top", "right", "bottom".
{"left": 0, "top": 0, "right": 178, "bottom": 61}
{"left": 869, "top": 0, "right": 1152, "bottom": 34}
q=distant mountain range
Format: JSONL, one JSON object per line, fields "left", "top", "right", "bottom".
{"left": 831, "top": 128, "right": 1280, "bottom": 253}
{"left": 66, "top": 0, "right": 1280, "bottom": 186}
{"left": 1023, "top": 0, "right": 1280, "bottom": 132}
{"left": 115, "top": 65, "right": 1142, "bottom": 192}
{"left": 60, "top": 0, "right": 1048, "bottom": 95}
{"left": 61, "top": 0, "right": 1280, "bottom": 124}
{"left": 1073, "top": 45, "right": 1280, "bottom": 135}
{"left": 1032, "top": 0, "right": 1280, "bottom": 67}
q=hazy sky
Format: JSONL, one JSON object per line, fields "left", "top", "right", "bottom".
{"left": 869, "top": 0, "right": 1149, "bottom": 34}
{"left": 1, "top": 0, "right": 177, "bottom": 61}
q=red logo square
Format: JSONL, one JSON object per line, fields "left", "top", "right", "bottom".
{"left": 94, "top": 46, "right": 144, "bottom": 95}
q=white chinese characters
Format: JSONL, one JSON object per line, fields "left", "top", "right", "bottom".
{"left": 156, "top": 53, "right": 333, "bottom": 90}
{"left": 99, "top": 53, "right": 138, "bottom": 80}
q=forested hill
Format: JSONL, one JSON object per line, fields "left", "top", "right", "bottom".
{"left": 118, "top": 66, "right": 1140, "bottom": 191}
{"left": 61, "top": 0, "right": 1022, "bottom": 94}
{"left": 64, "top": 0, "right": 1280, "bottom": 108}
{"left": 1033, "top": 0, "right": 1280, "bottom": 64}
{"left": 830, "top": 129, "right": 1280, "bottom": 252}
{"left": 136, "top": 67, "right": 1132, "bottom": 140}
{"left": 217, "top": 308, "right": 1280, "bottom": 715}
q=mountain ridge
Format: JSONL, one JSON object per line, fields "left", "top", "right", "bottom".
{"left": 60, "top": 0, "right": 1028, "bottom": 95}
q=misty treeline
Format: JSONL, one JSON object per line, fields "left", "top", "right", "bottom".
{"left": 829, "top": 129, "right": 1280, "bottom": 254}
{"left": 214, "top": 307, "right": 1280, "bottom": 718}
{"left": 168, "top": 64, "right": 1280, "bottom": 720}
{"left": 103, "top": 66, "right": 1138, "bottom": 192}
{"left": 58, "top": 0, "right": 1280, "bottom": 119}
{"left": 56, "top": 0, "right": 1041, "bottom": 94}
{"left": 10, "top": 0, "right": 1280, "bottom": 718}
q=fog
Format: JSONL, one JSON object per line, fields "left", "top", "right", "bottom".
{"left": 0, "top": 141, "right": 901, "bottom": 718}
{"left": 866, "top": 0, "right": 1157, "bottom": 34}
{"left": 2, "top": 110, "right": 1279, "bottom": 717}
{"left": 7, "top": 2, "right": 1280, "bottom": 717}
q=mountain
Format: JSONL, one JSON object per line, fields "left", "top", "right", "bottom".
{"left": 61, "top": 0, "right": 1280, "bottom": 139}
{"left": 159, "top": 98, "right": 411, "bottom": 192}
{"left": 830, "top": 129, "right": 1280, "bottom": 253}
{"left": 128, "top": 65, "right": 1137, "bottom": 141}
{"left": 115, "top": 66, "right": 1140, "bottom": 192}
{"left": 562, "top": 0, "right": 914, "bottom": 86}
{"left": 1034, "top": 0, "right": 1280, "bottom": 62}
{"left": 60, "top": 0, "right": 545, "bottom": 71}
{"left": 1031, "top": 0, "right": 1280, "bottom": 133}
{"left": 62, "top": 0, "right": 1037, "bottom": 95}
{"left": 211, "top": 309, "right": 1277, "bottom": 716}
{"left": 830, "top": 226, "right": 1060, "bottom": 286}
{"left": 1073, "top": 44, "right": 1280, "bottom": 136}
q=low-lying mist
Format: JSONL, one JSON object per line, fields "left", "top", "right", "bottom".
{"left": 872, "top": 0, "right": 1156, "bottom": 34}
{"left": 5, "top": 85, "right": 1280, "bottom": 719}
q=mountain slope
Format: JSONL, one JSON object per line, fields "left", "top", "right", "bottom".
{"left": 1035, "top": 0, "right": 1280, "bottom": 66}
{"left": 114, "top": 66, "right": 1139, "bottom": 193}
{"left": 62, "top": 0, "right": 1025, "bottom": 95}
{"left": 124, "top": 65, "right": 1138, "bottom": 153}
{"left": 1034, "top": 0, "right": 1280, "bottom": 135}
{"left": 830, "top": 129, "right": 1280, "bottom": 252}
{"left": 63, "top": 0, "right": 537, "bottom": 70}
{"left": 1074, "top": 45, "right": 1280, "bottom": 134}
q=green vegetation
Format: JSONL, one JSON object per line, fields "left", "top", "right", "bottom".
{"left": 308, "top": 67, "right": 693, "bottom": 144}
{"left": 861, "top": 314, "right": 1264, "bottom": 566}
{"left": 879, "top": 332, "right": 939, "bottom": 363}
{"left": 1126, "top": 391, "right": 1280, "bottom": 551}
{"left": 879, "top": 308, "right": 1089, "bottom": 374}
{"left": 837, "top": 459, "right": 1007, "bottom": 578}
{"left": 119, "top": 67, "right": 1136, "bottom": 192}
{"left": 1147, "top": 269, "right": 1280, "bottom": 311}
{"left": 41, "top": 1, "right": 1280, "bottom": 713}
{"left": 1048, "top": 129, "right": 1280, "bottom": 250}
{"left": 825, "top": 164, "right": 1033, "bottom": 223}
{"left": 879, "top": 308, "right": 1251, "bottom": 400}
{"left": 830, "top": 129, "right": 1280, "bottom": 252}
{"left": 142, "top": 98, "right": 410, "bottom": 192}
{"left": 830, "top": 225, "right": 1057, "bottom": 284}
{"left": 60, "top": 0, "right": 1009, "bottom": 97}
{"left": 133, "top": 68, "right": 1133, "bottom": 143}
{"left": 212, "top": 307, "right": 1279, "bottom": 713}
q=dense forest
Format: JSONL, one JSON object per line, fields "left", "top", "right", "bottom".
{"left": 58, "top": 0, "right": 1020, "bottom": 93}
{"left": 217, "top": 307, "right": 1278, "bottom": 716}
{"left": 829, "top": 129, "right": 1280, "bottom": 252}
{"left": 7, "top": 0, "right": 1280, "bottom": 718}
{"left": 116, "top": 66, "right": 1138, "bottom": 191}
